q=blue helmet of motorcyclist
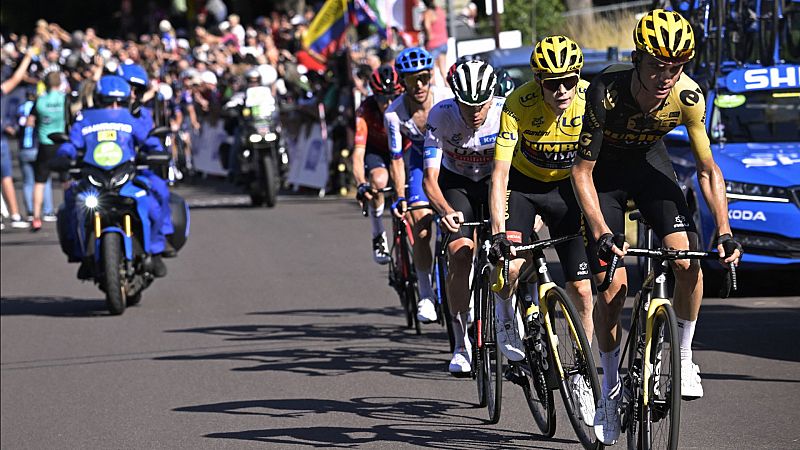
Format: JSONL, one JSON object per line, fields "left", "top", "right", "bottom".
{"left": 117, "top": 63, "right": 149, "bottom": 96}
{"left": 95, "top": 75, "right": 131, "bottom": 108}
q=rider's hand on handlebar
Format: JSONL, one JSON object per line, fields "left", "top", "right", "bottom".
{"left": 441, "top": 211, "right": 463, "bottom": 233}
{"left": 391, "top": 197, "right": 407, "bottom": 218}
{"left": 488, "top": 232, "right": 514, "bottom": 264}
{"left": 597, "top": 232, "right": 628, "bottom": 262}
{"left": 356, "top": 183, "right": 373, "bottom": 202}
{"left": 717, "top": 233, "right": 743, "bottom": 266}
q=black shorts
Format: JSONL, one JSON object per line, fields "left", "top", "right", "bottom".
{"left": 34, "top": 143, "right": 59, "bottom": 183}
{"left": 505, "top": 167, "right": 591, "bottom": 282}
{"left": 439, "top": 167, "right": 489, "bottom": 243}
{"left": 586, "top": 142, "right": 696, "bottom": 274}
{"left": 364, "top": 151, "right": 390, "bottom": 173}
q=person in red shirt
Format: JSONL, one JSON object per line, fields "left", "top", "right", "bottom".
{"left": 353, "top": 66, "right": 404, "bottom": 264}
{"left": 422, "top": 0, "right": 450, "bottom": 85}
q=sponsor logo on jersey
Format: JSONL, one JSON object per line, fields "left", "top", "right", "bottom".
{"left": 603, "top": 88, "right": 618, "bottom": 110}
{"left": 673, "top": 215, "right": 689, "bottom": 229}
{"left": 479, "top": 133, "right": 498, "bottom": 146}
{"left": 502, "top": 105, "right": 519, "bottom": 121}
{"left": 451, "top": 133, "right": 462, "bottom": 144}
{"left": 577, "top": 261, "right": 589, "bottom": 276}
{"left": 729, "top": 209, "right": 766, "bottom": 221}
{"left": 519, "top": 91, "right": 537, "bottom": 107}
{"left": 532, "top": 116, "right": 544, "bottom": 127}
{"left": 679, "top": 88, "right": 702, "bottom": 107}
{"left": 81, "top": 122, "right": 133, "bottom": 136}
{"left": 604, "top": 130, "right": 662, "bottom": 146}
{"left": 561, "top": 116, "right": 582, "bottom": 128}
{"left": 499, "top": 131, "right": 517, "bottom": 140}
{"left": 524, "top": 129, "right": 550, "bottom": 137}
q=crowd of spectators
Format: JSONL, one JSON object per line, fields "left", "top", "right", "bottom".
{"left": 1, "top": 1, "right": 467, "bottom": 229}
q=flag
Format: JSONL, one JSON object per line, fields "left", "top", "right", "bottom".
{"left": 351, "top": 0, "right": 387, "bottom": 39}
{"left": 303, "top": 0, "right": 350, "bottom": 57}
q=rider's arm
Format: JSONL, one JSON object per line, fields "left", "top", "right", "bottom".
{"left": 352, "top": 115, "right": 368, "bottom": 186}
{"left": 385, "top": 110, "right": 406, "bottom": 200}
{"left": 571, "top": 81, "right": 610, "bottom": 240}
{"left": 1, "top": 49, "right": 34, "bottom": 95}
{"left": 684, "top": 92, "right": 733, "bottom": 239}
{"left": 421, "top": 123, "right": 450, "bottom": 217}
{"left": 491, "top": 103, "right": 520, "bottom": 235}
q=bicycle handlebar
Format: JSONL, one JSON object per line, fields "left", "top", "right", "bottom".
{"left": 359, "top": 186, "right": 395, "bottom": 217}
{"left": 491, "top": 233, "right": 582, "bottom": 292}
{"left": 597, "top": 233, "right": 738, "bottom": 297}
{"left": 438, "top": 218, "right": 490, "bottom": 256}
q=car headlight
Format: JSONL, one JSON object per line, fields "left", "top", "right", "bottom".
{"left": 249, "top": 134, "right": 262, "bottom": 143}
{"left": 725, "top": 181, "right": 791, "bottom": 203}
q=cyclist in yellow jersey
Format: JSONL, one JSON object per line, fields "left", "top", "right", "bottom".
{"left": 489, "top": 36, "right": 596, "bottom": 426}
{"left": 570, "top": 10, "right": 742, "bottom": 445}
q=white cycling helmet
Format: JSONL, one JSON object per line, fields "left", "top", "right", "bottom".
{"left": 257, "top": 64, "right": 278, "bottom": 86}
{"left": 450, "top": 60, "right": 497, "bottom": 106}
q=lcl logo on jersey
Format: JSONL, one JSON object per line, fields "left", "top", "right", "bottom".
{"left": 519, "top": 92, "right": 537, "bottom": 106}
{"left": 499, "top": 131, "right": 517, "bottom": 140}
{"left": 561, "top": 116, "right": 581, "bottom": 127}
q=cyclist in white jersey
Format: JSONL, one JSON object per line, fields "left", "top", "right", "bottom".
{"left": 422, "top": 60, "right": 501, "bottom": 374}
{"left": 385, "top": 47, "right": 453, "bottom": 324}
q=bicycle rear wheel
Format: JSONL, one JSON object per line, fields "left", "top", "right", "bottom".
{"left": 638, "top": 303, "right": 681, "bottom": 450}
{"left": 546, "top": 287, "right": 603, "bottom": 450}
{"left": 521, "top": 308, "right": 556, "bottom": 437}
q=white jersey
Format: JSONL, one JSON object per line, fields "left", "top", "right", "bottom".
{"left": 423, "top": 97, "right": 504, "bottom": 181}
{"left": 384, "top": 86, "right": 453, "bottom": 159}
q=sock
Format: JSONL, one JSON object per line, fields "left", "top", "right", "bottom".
{"left": 677, "top": 318, "right": 697, "bottom": 363}
{"left": 416, "top": 268, "right": 434, "bottom": 300}
{"left": 600, "top": 345, "right": 621, "bottom": 396}
{"left": 494, "top": 292, "right": 515, "bottom": 323}
{"left": 369, "top": 204, "right": 385, "bottom": 238}
{"left": 452, "top": 312, "right": 470, "bottom": 354}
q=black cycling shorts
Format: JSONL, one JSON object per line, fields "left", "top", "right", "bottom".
{"left": 505, "top": 167, "right": 591, "bottom": 282}
{"left": 439, "top": 167, "right": 489, "bottom": 243}
{"left": 34, "top": 143, "right": 59, "bottom": 183}
{"left": 364, "top": 151, "right": 390, "bottom": 173}
{"left": 586, "top": 142, "right": 697, "bottom": 275}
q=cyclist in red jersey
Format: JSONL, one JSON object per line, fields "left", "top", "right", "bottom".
{"left": 354, "top": 66, "right": 404, "bottom": 264}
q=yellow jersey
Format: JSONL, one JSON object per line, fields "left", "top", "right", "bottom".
{"left": 494, "top": 78, "right": 590, "bottom": 182}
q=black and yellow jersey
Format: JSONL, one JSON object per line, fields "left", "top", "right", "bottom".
{"left": 495, "top": 78, "right": 590, "bottom": 182}
{"left": 578, "top": 64, "right": 711, "bottom": 162}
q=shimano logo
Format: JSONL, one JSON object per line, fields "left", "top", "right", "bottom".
{"left": 743, "top": 66, "right": 799, "bottom": 90}
{"left": 729, "top": 209, "right": 766, "bottom": 221}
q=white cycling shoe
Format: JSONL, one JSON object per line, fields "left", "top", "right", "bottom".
{"left": 681, "top": 361, "right": 704, "bottom": 399}
{"left": 496, "top": 318, "right": 525, "bottom": 361}
{"left": 416, "top": 298, "right": 438, "bottom": 323}
{"left": 571, "top": 374, "right": 596, "bottom": 426}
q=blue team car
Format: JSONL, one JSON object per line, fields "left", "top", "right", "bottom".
{"left": 664, "top": 64, "right": 800, "bottom": 270}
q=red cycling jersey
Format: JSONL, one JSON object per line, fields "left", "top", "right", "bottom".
{"left": 355, "top": 96, "right": 392, "bottom": 156}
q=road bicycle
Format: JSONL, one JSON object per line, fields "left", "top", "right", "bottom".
{"left": 599, "top": 211, "right": 738, "bottom": 450}
{"left": 494, "top": 233, "right": 603, "bottom": 449}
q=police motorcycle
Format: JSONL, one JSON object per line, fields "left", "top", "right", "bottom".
{"left": 51, "top": 77, "right": 189, "bottom": 315}
{"left": 224, "top": 67, "right": 288, "bottom": 207}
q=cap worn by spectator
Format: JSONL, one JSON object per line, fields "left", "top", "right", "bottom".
{"left": 200, "top": 70, "right": 217, "bottom": 86}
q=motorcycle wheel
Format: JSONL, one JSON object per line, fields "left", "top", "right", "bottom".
{"left": 263, "top": 154, "right": 279, "bottom": 208}
{"left": 101, "top": 233, "right": 126, "bottom": 315}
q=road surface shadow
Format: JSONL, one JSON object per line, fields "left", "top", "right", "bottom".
{"left": 247, "top": 306, "right": 405, "bottom": 319}
{"left": 0, "top": 296, "right": 108, "bottom": 317}
{"left": 176, "top": 396, "right": 577, "bottom": 448}
{"left": 0, "top": 238, "right": 61, "bottom": 247}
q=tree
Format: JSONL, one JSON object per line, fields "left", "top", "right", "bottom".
{"left": 501, "top": 0, "right": 566, "bottom": 45}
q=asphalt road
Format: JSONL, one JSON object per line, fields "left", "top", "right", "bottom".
{"left": 2, "top": 181, "right": 799, "bottom": 449}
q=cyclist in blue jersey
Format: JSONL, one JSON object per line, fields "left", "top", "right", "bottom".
{"left": 57, "top": 75, "right": 168, "bottom": 277}
{"left": 385, "top": 47, "right": 454, "bottom": 324}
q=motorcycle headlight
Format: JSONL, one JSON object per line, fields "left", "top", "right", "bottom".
{"left": 110, "top": 171, "right": 132, "bottom": 187}
{"left": 726, "top": 181, "right": 791, "bottom": 203}
{"left": 84, "top": 194, "right": 99, "bottom": 209}
{"left": 88, "top": 174, "right": 104, "bottom": 187}
{"left": 264, "top": 132, "right": 277, "bottom": 142}
{"left": 249, "top": 134, "right": 262, "bottom": 143}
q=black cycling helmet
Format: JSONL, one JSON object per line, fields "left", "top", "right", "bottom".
{"left": 369, "top": 65, "right": 402, "bottom": 95}
{"left": 449, "top": 60, "right": 497, "bottom": 106}
{"left": 494, "top": 69, "right": 516, "bottom": 97}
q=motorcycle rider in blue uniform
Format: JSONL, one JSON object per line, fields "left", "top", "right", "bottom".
{"left": 57, "top": 75, "right": 169, "bottom": 278}
{"left": 117, "top": 63, "right": 175, "bottom": 256}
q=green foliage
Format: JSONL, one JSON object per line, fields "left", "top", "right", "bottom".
{"left": 501, "top": 0, "right": 566, "bottom": 45}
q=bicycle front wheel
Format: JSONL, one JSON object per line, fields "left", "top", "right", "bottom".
{"left": 477, "top": 272, "right": 503, "bottom": 423}
{"left": 639, "top": 302, "right": 681, "bottom": 450}
{"left": 521, "top": 309, "right": 556, "bottom": 437}
{"left": 546, "top": 286, "right": 602, "bottom": 450}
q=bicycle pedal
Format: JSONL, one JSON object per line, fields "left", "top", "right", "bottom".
{"left": 504, "top": 364, "right": 527, "bottom": 386}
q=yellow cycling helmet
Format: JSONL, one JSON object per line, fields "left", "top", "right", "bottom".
{"left": 530, "top": 35, "right": 584, "bottom": 75}
{"left": 634, "top": 9, "right": 696, "bottom": 64}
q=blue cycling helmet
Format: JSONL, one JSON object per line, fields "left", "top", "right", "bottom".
{"left": 96, "top": 75, "right": 131, "bottom": 104}
{"left": 394, "top": 47, "right": 434, "bottom": 74}
{"left": 117, "top": 63, "right": 149, "bottom": 88}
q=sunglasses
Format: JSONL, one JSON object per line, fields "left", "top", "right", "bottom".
{"left": 404, "top": 73, "right": 432, "bottom": 86}
{"left": 540, "top": 75, "right": 579, "bottom": 92}
{"left": 376, "top": 93, "right": 398, "bottom": 104}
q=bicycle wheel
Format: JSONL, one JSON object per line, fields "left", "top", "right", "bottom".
{"left": 436, "top": 253, "right": 456, "bottom": 352}
{"left": 474, "top": 271, "right": 488, "bottom": 407}
{"left": 638, "top": 303, "right": 681, "bottom": 450}
{"left": 521, "top": 307, "right": 556, "bottom": 437}
{"left": 485, "top": 272, "right": 503, "bottom": 423}
{"left": 545, "top": 286, "right": 602, "bottom": 450}
{"left": 625, "top": 294, "right": 646, "bottom": 450}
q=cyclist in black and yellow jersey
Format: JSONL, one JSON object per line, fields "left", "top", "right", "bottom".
{"left": 489, "top": 35, "right": 596, "bottom": 425}
{"left": 570, "top": 10, "right": 742, "bottom": 445}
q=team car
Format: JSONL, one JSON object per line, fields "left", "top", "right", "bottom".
{"left": 663, "top": 64, "right": 800, "bottom": 270}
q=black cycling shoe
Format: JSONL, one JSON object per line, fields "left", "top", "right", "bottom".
{"left": 151, "top": 255, "right": 167, "bottom": 278}
{"left": 162, "top": 241, "right": 177, "bottom": 258}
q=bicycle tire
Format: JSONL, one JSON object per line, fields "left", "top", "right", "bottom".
{"left": 637, "top": 303, "right": 681, "bottom": 450}
{"left": 545, "top": 286, "right": 603, "bottom": 450}
{"left": 625, "top": 293, "right": 646, "bottom": 450}
{"left": 475, "top": 271, "right": 489, "bottom": 407}
{"left": 436, "top": 253, "right": 456, "bottom": 352}
{"left": 521, "top": 308, "right": 556, "bottom": 437}
{"left": 485, "top": 273, "right": 503, "bottom": 424}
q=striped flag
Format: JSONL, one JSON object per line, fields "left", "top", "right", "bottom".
{"left": 351, "top": 0, "right": 387, "bottom": 39}
{"left": 303, "top": 0, "right": 350, "bottom": 58}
